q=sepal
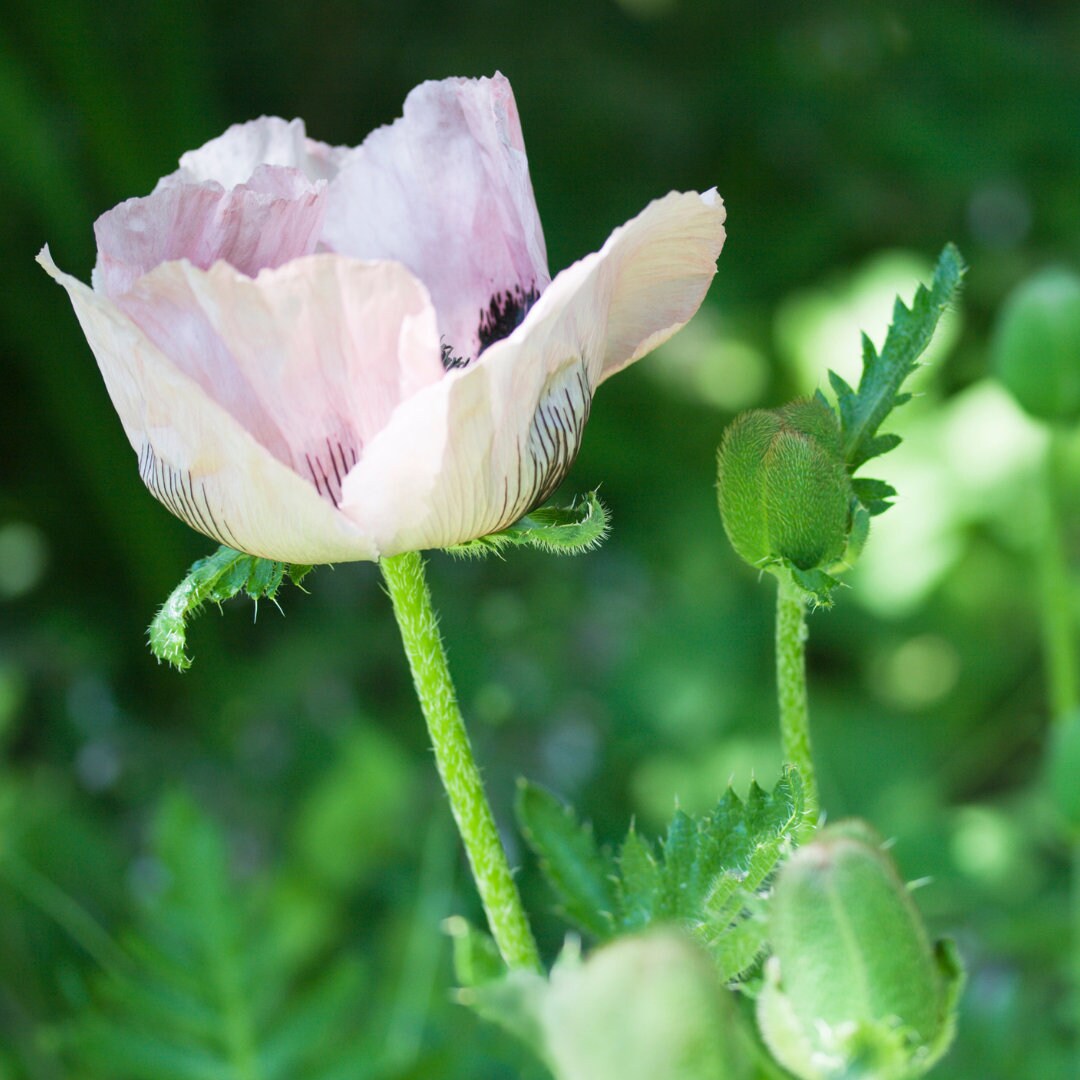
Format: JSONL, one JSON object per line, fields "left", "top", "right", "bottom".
{"left": 447, "top": 491, "right": 610, "bottom": 558}
{"left": 148, "top": 546, "right": 312, "bottom": 671}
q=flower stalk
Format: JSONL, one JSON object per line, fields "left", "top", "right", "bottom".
{"left": 774, "top": 576, "right": 819, "bottom": 819}
{"left": 380, "top": 551, "right": 540, "bottom": 972}
{"left": 1039, "top": 428, "right": 1079, "bottom": 721}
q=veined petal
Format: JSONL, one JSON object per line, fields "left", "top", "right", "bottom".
{"left": 116, "top": 254, "right": 446, "bottom": 508}
{"left": 93, "top": 165, "right": 327, "bottom": 298}
{"left": 38, "top": 246, "right": 379, "bottom": 564}
{"left": 323, "top": 73, "right": 549, "bottom": 364}
{"left": 337, "top": 189, "right": 725, "bottom": 555}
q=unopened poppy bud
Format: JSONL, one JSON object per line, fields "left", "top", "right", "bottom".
{"left": 992, "top": 267, "right": 1080, "bottom": 424}
{"left": 757, "top": 821, "right": 963, "bottom": 1080}
{"left": 716, "top": 398, "right": 851, "bottom": 573}
{"left": 545, "top": 932, "right": 752, "bottom": 1080}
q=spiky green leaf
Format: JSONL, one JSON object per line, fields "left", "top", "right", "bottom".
{"left": 832, "top": 243, "right": 965, "bottom": 474}
{"left": 520, "top": 770, "right": 807, "bottom": 982}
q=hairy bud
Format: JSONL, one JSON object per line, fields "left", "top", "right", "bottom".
{"left": 757, "top": 821, "right": 963, "bottom": 1080}
{"left": 717, "top": 398, "right": 852, "bottom": 573}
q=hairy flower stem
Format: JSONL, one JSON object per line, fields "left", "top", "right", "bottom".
{"left": 380, "top": 551, "right": 540, "bottom": 972}
{"left": 775, "top": 575, "right": 819, "bottom": 821}
{"left": 1036, "top": 430, "right": 1080, "bottom": 1071}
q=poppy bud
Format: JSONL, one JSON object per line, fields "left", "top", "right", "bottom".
{"left": 757, "top": 821, "right": 963, "bottom": 1080}
{"left": 992, "top": 267, "right": 1080, "bottom": 424}
{"left": 545, "top": 932, "right": 753, "bottom": 1080}
{"left": 717, "top": 398, "right": 852, "bottom": 573}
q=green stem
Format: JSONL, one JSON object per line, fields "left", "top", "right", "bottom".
{"left": 380, "top": 551, "right": 540, "bottom": 972}
{"left": 1037, "top": 428, "right": 1080, "bottom": 1071}
{"left": 775, "top": 575, "right": 819, "bottom": 819}
{"left": 1039, "top": 428, "right": 1079, "bottom": 721}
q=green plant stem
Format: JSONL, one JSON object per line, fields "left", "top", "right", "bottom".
{"left": 1037, "top": 428, "right": 1080, "bottom": 1073}
{"left": 775, "top": 575, "right": 819, "bottom": 819}
{"left": 1039, "top": 428, "right": 1079, "bottom": 720}
{"left": 380, "top": 551, "right": 540, "bottom": 972}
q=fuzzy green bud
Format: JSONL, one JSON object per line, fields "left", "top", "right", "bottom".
{"left": 992, "top": 267, "right": 1080, "bottom": 424}
{"left": 545, "top": 933, "right": 753, "bottom": 1080}
{"left": 757, "top": 821, "right": 962, "bottom": 1080}
{"left": 717, "top": 398, "right": 852, "bottom": 573}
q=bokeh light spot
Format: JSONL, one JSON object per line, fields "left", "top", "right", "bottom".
{"left": 0, "top": 522, "right": 48, "bottom": 600}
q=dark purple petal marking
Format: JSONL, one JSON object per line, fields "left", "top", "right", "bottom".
{"left": 478, "top": 283, "right": 541, "bottom": 353}
{"left": 304, "top": 437, "right": 359, "bottom": 507}
{"left": 441, "top": 341, "right": 469, "bottom": 371}
{"left": 490, "top": 365, "right": 592, "bottom": 533}
{"left": 138, "top": 441, "right": 239, "bottom": 548}
{"left": 440, "top": 282, "right": 542, "bottom": 371}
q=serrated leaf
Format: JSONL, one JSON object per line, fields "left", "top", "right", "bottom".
{"left": 148, "top": 546, "right": 313, "bottom": 672}
{"left": 696, "top": 770, "right": 808, "bottom": 979}
{"left": 615, "top": 830, "right": 660, "bottom": 933}
{"left": 655, "top": 810, "right": 699, "bottom": 921}
{"left": 447, "top": 491, "right": 610, "bottom": 559}
{"left": 832, "top": 243, "right": 965, "bottom": 475}
{"left": 851, "top": 478, "right": 897, "bottom": 517}
{"left": 515, "top": 781, "right": 617, "bottom": 940}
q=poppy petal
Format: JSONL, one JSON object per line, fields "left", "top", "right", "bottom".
{"left": 39, "top": 246, "right": 379, "bottom": 563}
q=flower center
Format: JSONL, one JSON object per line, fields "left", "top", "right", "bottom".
{"left": 440, "top": 283, "right": 542, "bottom": 371}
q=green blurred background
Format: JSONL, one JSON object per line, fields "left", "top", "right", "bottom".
{"left": 4, "top": 0, "right": 1080, "bottom": 1075}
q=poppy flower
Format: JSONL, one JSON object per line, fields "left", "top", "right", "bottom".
{"left": 39, "top": 74, "right": 726, "bottom": 563}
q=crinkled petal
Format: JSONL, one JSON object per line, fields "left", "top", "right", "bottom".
{"left": 172, "top": 115, "right": 346, "bottom": 187}
{"left": 115, "top": 254, "right": 445, "bottom": 508}
{"left": 38, "top": 246, "right": 379, "bottom": 564}
{"left": 93, "top": 165, "right": 327, "bottom": 298}
{"left": 323, "top": 73, "right": 549, "bottom": 363}
{"left": 339, "top": 190, "right": 724, "bottom": 554}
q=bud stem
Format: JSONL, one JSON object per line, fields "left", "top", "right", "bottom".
{"left": 380, "top": 551, "right": 541, "bottom": 972}
{"left": 775, "top": 576, "right": 819, "bottom": 820}
{"left": 1036, "top": 429, "right": 1080, "bottom": 1073}
{"left": 1039, "top": 428, "right": 1079, "bottom": 721}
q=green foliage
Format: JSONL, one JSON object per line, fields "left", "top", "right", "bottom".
{"left": 63, "top": 793, "right": 368, "bottom": 1080}
{"left": 518, "top": 769, "right": 807, "bottom": 980}
{"left": 447, "top": 491, "right": 610, "bottom": 558}
{"left": 148, "top": 547, "right": 313, "bottom": 671}
{"left": 514, "top": 781, "right": 618, "bottom": 940}
{"left": 829, "top": 244, "right": 966, "bottom": 501}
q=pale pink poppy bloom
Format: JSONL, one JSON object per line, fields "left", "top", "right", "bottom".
{"left": 39, "top": 74, "right": 726, "bottom": 563}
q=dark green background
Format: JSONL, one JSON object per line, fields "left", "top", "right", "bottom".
{"left": 4, "top": 1, "right": 1080, "bottom": 1075}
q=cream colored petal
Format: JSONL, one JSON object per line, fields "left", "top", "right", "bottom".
{"left": 590, "top": 188, "right": 726, "bottom": 382}
{"left": 337, "top": 189, "right": 725, "bottom": 554}
{"left": 38, "top": 246, "right": 378, "bottom": 564}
